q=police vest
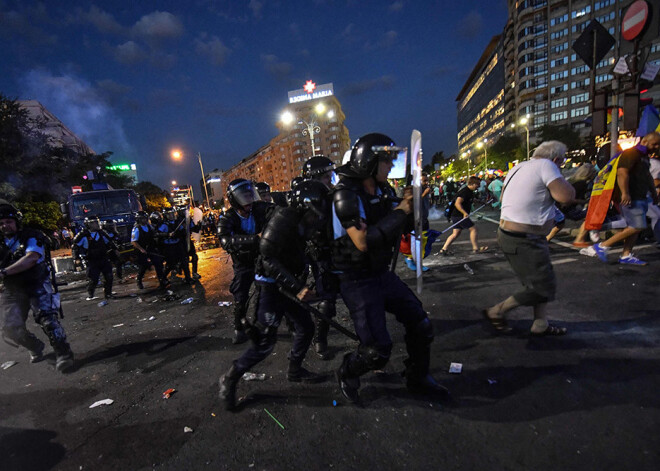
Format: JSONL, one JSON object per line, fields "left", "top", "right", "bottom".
{"left": 0, "top": 228, "right": 49, "bottom": 289}
{"left": 134, "top": 224, "right": 155, "bottom": 251}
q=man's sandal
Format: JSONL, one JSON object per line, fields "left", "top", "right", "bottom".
{"left": 481, "top": 309, "right": 513, "bottom": 334}
{"left": 530, "top": 325, "right": 567, "bottom": 337}
{"left": 473, "top": 246, "right": 489, "bottom": 253}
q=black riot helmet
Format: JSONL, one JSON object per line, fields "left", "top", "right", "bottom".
{"left": 84, "top": 216, "right": 101, "bottom": 231}
{"left": 289, "top": 180, "right": 330, "bottom": 239}
{"left": 302, "top": 155, "right": 335, "bottom": 180}
{"left": 135, "top": 210, "right": 149, "bottom": 225}
{"left": 290, "top": 176, "right": 304, "bottom": 191}
{"left": 163, "top": 207, "right": 178, "bottom": 221}
{"left": 255, "top": 182, "right": 271, "bottom": 195}
{"left": 0, "top": 201, "right": 23, "bottom": 226}
{"left": 344, "top": 133, "right": 404, "bottom": 179}
{"left": 227, "top": 179, "right": 261, "bottom": 209}
{"left": 149, "top": 211, "right": 163, "bottom": 226}
{"left": 102, "top": 219, "right": 117, "bottom": 232}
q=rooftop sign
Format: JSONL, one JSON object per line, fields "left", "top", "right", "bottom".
{"left": 288, "top": 81, "right": 334, "bottom": 103}
{"left": 108, "top": 164, "right": 137, "bottom": 172}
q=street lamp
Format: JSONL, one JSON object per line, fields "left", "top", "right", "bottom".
{"left": 461, "top": 150, "right": 471, "bottom": 176}
{"left": 476, "top": 138, "right": 488, "bottom": 173}
{"left": 170, "top": 149, "right": 211, "bottom": 209}
{"left": 511, "top": 114, "right": 531, "bottom": 160}
{"left": 171, "top": 180, "right": 177, "bottom": 186}
{"left": 281, "top": 103, "right": 334, "bottom": 156}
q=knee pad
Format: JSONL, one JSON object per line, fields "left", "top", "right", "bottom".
{"left": 37, "top": 315, "right": 68, "bottom": 346}
{"left": 317, "top": 300, "right": 336, "bottom": 319}
{"left": 357, "top": 344, "right": 391, "bottom": 370}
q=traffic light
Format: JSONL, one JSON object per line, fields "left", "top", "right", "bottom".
{"left": 623, "top": 92, "right": 640, "bottom": 131}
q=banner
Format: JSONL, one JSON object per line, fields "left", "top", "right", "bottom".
{"left": 584, "top": 154, "right": 621, "bottom": 230}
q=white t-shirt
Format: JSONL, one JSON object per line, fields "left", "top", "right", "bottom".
{"left": 501, "top": 158, "right": 564, "bottom": 226}
{"left": 650, "top": 157, "right": 660, "bottom": 180}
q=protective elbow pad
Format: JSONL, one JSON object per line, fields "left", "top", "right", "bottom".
{"left": 261, "top": 258, "right": 304, "bottom": 294}
{"left": 333, "top": 189, "right": 362, "bottom": 229}
{"left": 365, "top": 210, "right": 407, "bottom": 249}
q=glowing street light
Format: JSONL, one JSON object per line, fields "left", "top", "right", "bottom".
{"left": 171, "top": 150, "right": 182, "bottom": 160}
{"left": 170, "top": 149, "right": 212, "bottom": 209}
{"left": 511, "top": 114, "right": 531, "bottom": 160}
{"left": 280, "top": 103, "right": 334, "bottom": 156}
{"left": 171, "top": 180, "right": 177, "bottom": 186}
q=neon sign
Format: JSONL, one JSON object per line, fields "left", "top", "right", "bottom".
{"left": 108, "top": 164, "right": 137, "bottom": 172}
{"left": 288, "top": 82, "right": 334, "bottom": 104}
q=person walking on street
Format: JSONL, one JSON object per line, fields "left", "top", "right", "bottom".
{"left": 440, "top": 176, "right": 488, "bottom": 255}
{"left": 589, "top": 132, "right": 660, "bottom": 265}
{"left": 482, "top": 141, "right": 575, "bottom": 336}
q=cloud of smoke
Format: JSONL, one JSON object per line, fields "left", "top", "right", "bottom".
{"left": 21, "top": 69, "right": 134, "bottom": 158}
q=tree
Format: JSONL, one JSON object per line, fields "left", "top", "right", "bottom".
{"left": 538, "top": 124, "right": 583, "bottom": 151}
{"left": 133, "top": 181, "right": 170, "bottom": 212}
{"left": 488, "top": 134, "right": 524, "bottom": 169}
{"left": 16, "top": 201, "right": 62, "bottom": 232}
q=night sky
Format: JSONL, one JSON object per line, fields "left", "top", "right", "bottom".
{"left": 1, "top": 1, "right": 508, "bottom": 190}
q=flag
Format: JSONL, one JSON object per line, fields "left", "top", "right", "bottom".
{"left": 636, "top": 105, "right": 660, "bottom": 137}
{"left": 584, "top": 154, "right": 621, "bottom": 231}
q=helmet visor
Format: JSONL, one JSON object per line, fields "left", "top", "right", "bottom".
{"left": 230, "top": 181, "right": 261, "bottom": 207}
{"left": 372, "top": 146, "right": 407, "bottom": 180}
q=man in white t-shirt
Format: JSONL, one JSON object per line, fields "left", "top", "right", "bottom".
{"left": 482, "top": 141, "right": 575, "bottom": 336}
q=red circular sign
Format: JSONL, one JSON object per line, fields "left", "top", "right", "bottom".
{"left": 622, "top": 0, "right": 649, "bottom": 41}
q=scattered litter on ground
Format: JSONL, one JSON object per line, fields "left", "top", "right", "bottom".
{"left": 136, "top": 297, "right": 142, "bottom": 303}
{"left": 332, "top": 400, "right": 337, "bottom": 407}
{"left": 264, "top": 408, "right": 285, "bottom": 429}
{"left": 159, "top": 310, "right": 166, "bottom": 313}
{"left": 463, "top": 264, "right": 474, "bottom": 275}
{"left": 130, "top": 293, "right": 138, "bottom": 297}
{"left": 167, "top": 290, "right": 174, "bottom": 295}
{"left": 2, "top": 361, "right": 18, "bottom": 370}
{"left": 218, "top": 301, "right": 233, "bottom": 307}
{"left": 162, "top": 388, "right": 176, "bottom": 399}
{"left": 181, "top": 297, "right": 194, "bottom": 305}
{"left": 487, "top": 379, "right": 497, "bottom": 385}
{"left": 112, "top": 324, "right": 124, "bottom": 328}
{"left": 211, "top": 412, "right": 216, "bottom": 417}
{"left": 97, "top": 300, "right": 108, "bottom": 307}
{"left": 151, "top": 299, "right": 159, "bottom": 303}
{"left": 449, "top": 362, "right": 463, "bottom": 374}
{"left": 184, "top": 426, "right": 193, "bottom": 433}
{"left": 89, "top": 399, "right": 114, "bottom": 408}
{"left": 242, "top": 372, "right": 266, "bottom": 381}
{"left": 148, "top": 316, "right": 156, "bottom": 321}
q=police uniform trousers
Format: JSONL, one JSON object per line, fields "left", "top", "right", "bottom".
{"left": 87, "top": 258, "right": 113, "bottom": 297}
{"left": 339, "top": 270, "right": 427, "bottom": 364}
{"left": 233, "top": 281, "right": 314, "bottom": 373}
{"left": 163, "top": 242, "right": 190, "bottom": 280}
{"left": 1, "top": 277, "right": 70, "bottom": 354}
{"left": 136, "top": 251, "right": 165, "bottom": 281}
{"left": 229, "top": 264, "right": 255, "bottom": 330}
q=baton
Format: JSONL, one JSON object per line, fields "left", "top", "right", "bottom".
{"left": 277, "top": 287, "right": 359, "bottom": 341}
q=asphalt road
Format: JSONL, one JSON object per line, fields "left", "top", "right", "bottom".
{"left": 1, "top": 211, "right": 659, "bottom": 471}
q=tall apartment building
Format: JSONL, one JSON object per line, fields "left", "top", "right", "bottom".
{"left": 459, "top": 0, "right": 660, "bottom": 153}
{"left": 220, "top": 81, "right": 351, "bottom": 200}
{"left": 456, "top": 35, "right": 508, "bottom": 157}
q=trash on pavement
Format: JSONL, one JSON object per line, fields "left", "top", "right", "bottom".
{"left": 112, "top": 324, "right": 124, "bottom": 328}
{"left": 242, "top": 372, "right": 266, "bottom": 381}
{"left": 89, "top": 398, "right": 114, "bottom": 408}
{"left": 148, "top": 316, "right": 156, "bottom": 321}
{"left": 159, "top": 310, "right": 166, "bottom": 313}
{"left": 264, "top": 408, "right": 285, "bottom": 430}
{"left": 97, "top": 300, "right": 108, "bottom": 307}
{"left": 2, "top": 361, "right": 18, "bottom": 370}
{"left": 136, "top": 297, "right": 143, "bottom": 303}
{"left": 449, "top": 362, "right": 463, "bottom": 374}
{"left": 162, "top": 388, "right": 176, "bottom": 399}
{"left": 463, "top": 264, "right": 474, "bottom": 275}
{"left": 218, "top": 301, "right": 233, "bottom": 307}
{"left": 487, "top": 379, "right": 497, "bottom": 385}
{"left": 181, "top": 297, "right": 194, "bottom": 305}
{"left": 184, "top": 426, "right": 193, "bottom": 433}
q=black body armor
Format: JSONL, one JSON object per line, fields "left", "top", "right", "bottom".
{"left": 218, "top": 201, "right": 272, "bottom": 266}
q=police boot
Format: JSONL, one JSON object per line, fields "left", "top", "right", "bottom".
{"left": 287, "top": 359, "right": 323, "bottom": 383}
{"left": 404, "top": 335, "right": 450, "bottom": 399}
{"left": 313, "top": 318, "right": 330, "bottom": 360}
{"left": 137, "top": 277, "right": 144, "bottom": 290}
{"left": 54, "top": 344, "right": 74, "bottom": 373}
{"left": 335, "top": 353, "right": 362, "bottom": 404}
{"left": 232, "top": 304, "right": 249, "bottom": 344}
{"left": 219, "top": 363, "right": 242, "bottom": 411}
{"left": 29, "top": 338, "right": 46, "bottom": 363}
{"left": 39, "top": 315, "right": 74, "bottom": 372}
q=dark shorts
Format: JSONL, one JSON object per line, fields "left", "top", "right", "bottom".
{"left": 497, "top": 228, "right": 556, "bottom": 306}
{"left": 450, "top": 215, "right": 474, "bottom": 230}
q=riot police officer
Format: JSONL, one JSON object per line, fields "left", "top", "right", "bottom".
{"left": 0, "top": 201, "right": 74, "bottom": 372}
{"left": 302, "top": 155, "right": 337, "bottom": 190}
{"left": 218, "top": 179, "right": 272, "bottom": 344}
{"left": 255, "top": 182, "right": 273, "bottom": 203}
{"left": 302, "top": 155, "right": 339, "bottom": 358}
{"left": 131, "top": 211, "right": 169, "bottom": 290}
{"left": 219, "top": 180, "right": 329, "bottom": 410}
{"left": 102, "top": 219, "right": 124, "bottom": 281}
{"left": 332, "top": 133, "right": 449, "bottom": 404}
{"left": 158, "top": 208, "right": 192, "bottom": 283}
{"left": 73, "top": 216, "right": 118, "bottom": 300}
